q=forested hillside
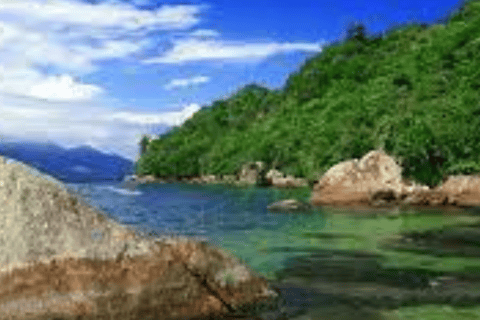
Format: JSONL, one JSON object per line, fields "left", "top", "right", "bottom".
{"left": 137, "top": 0, "right": 480, "bottom": 187}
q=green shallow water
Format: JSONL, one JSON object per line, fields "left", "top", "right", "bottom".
{"left": 70, "top": 182, "right": 480, "bottom": 320}
{"left": 212, "top": 209, "right": 480, "bottom": 281}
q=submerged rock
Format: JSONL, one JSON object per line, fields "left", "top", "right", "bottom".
{"left": 0, "top": 156, "right": 281, "bottom": 319}
{"left": 267, "top": 199, "right": 312, "bottom": 212}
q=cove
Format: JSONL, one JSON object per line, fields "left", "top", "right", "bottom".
{"left": 67, "top": 181, "right": 480, "bottom": 320}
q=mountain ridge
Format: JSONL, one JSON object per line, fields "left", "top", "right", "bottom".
{"left": 0, "top": 141, "right": 134, "bottom": 183}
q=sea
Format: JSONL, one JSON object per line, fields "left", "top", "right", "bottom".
{"left": 64, "top": 181, "right": 393, "bottom": 320}
{"left": 66, "top": 181, "right": 321, "bottom": 279}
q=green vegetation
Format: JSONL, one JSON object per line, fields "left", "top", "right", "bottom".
{"left": 137, "top": 0, "right": 480, "bottom": 187}
{"left": 139, "top": 135, "right": 150, "bottom": 156}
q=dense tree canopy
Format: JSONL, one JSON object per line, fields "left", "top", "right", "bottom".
{"left": 137, "top": 0, "right": 480, "bottom": 187}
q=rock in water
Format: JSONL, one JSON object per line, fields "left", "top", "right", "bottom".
{"left": 267, "top": 199, "right": 312, "bottom": 212}
{"left": 0, "top": 156, "right": 280, "bottom": 319}
{"left": 309, "top": 150, "right": 470, "bottom": 209}
{"left": 310, "top": 150, "right": 405, "bottom": 207}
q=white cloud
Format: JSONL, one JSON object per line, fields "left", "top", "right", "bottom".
{"left": 0, "top": 105, "right": 61, "bottom": 119}
{"left": 164, "top": 75, "right": 210, "bottom": 90}
{"left": 143, "top": 39, "right": 324, "bottom": 64}
{"left": 0, "top": 95, "right": 200, "bottom": 160}
{"left": 0, "top": 65, "right": 103, "bottom": 101}
{"left": 190, "top": 29, "right": 220, "bottom": 38}
{"left": 0, "top": 1, "right": 201, "bottom": 30}
{"left": 109, "top": 103, "right": 201, "bottom": 127}
{"left": 29, "top": 74, "right": 103, "bottom": 101}
{"left": 0, "top": 1, "right": 203, "bottom": 99}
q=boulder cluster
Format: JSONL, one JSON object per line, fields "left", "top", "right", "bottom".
{"left": 310, "top": 150, "right": 480, "bottom": 209}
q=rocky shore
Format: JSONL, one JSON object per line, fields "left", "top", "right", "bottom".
{"left": 310, "top": 150, "right": 480, "bottom": 210}
{"left": 0, "top": 156, "right": 282, "bottom": 319}
{"left": 130, "top": 150, "right": 480, "bottom": 214}
{"left": 126, "top": 161, "right": 309, "bottom": 189}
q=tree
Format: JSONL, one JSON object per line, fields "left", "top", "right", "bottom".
{"left": 140, "top": 135, "right": 150, "bottom": 155}
{"left": 346, "top": 22, "right": 367, "bottom": 43}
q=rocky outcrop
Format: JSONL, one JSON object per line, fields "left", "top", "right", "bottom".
{"left": 0, "top": 156, "right": 281, "bottom": 319}
{"left": 272, "top": 175, "right": 308, "bottom": 188}
{"left": 310, "top": 150, "right": 464, "bottom": 209}
{"left": 128, "top": 165, "right": 308, "bottom": 189}
{"left": 221, "top": 174, "right": 237, "bottom": 185}
{"left": 311, "top": 150, "right": 408, "bottom": 207}
{"left": 201, "top": 174, "right": 218, "bottom": 184}
{"left": 237, "top": 161, "right": 265, "bottom": 185}
{"left": 267, "top": 199, "right": 312, "bottom": 212}
{"left": 436, "top": 175, "right": 480, "bottom": 207}
{"left": 265, "top": 169, "right": 308, "bottom": 188}
{"left": 265, "top": 169, "right": 284, "bottom": 185}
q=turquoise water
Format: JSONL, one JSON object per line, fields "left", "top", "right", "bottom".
{"left": 67, "top": 182, "right": 325, "bottom": 281}
{"left": 68, "top": 182, "right": 480, "bottom": 320}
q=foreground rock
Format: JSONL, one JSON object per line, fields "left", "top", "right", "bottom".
{"left": 0, "top": 156, "right": 280, "bottom": 319}
{"left": 310, "top": 150, "right": 480, "bottom": 209}
{"left": 267, "top": 199, "right": 312, "bottom": 212}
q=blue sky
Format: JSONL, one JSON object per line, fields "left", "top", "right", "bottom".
{"left": 0, "top": 0, "right": 464, "bottom": 160}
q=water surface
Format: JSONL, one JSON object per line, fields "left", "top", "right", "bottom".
{"left": 67, "top": 181, "right": 480, "bottom": 320}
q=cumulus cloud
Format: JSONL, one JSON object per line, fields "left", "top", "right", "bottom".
{"left": 110, "top": 103, "right": 201, "bottom": 127}
{"left": 143, "top": 39, "right": 324, "bottom": 64}
{"left": 0, "top": 1, "right": 203, "bottom": 99}
{"left": 29, "top": 74, "right": 103, "bottom": 101}
{"left": 164, "top": 75, "right": 210, "bottom": 90}
{"left": 0, "top": 1, "right": 201, "bottom": 30}
{"left": 0, "top": 65, "right": 104, "bottom": 101}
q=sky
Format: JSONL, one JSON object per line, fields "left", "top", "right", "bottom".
{"left": 0, "top": 0, "right": 465, "bottom": 160}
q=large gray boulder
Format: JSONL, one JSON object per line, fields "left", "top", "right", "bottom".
{"left": 0, "top": 156, "right": 280, "bottom": 319}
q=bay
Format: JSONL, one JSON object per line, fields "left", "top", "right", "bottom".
{"left": 65, "top": 181, "right": 480, "bottom": 320}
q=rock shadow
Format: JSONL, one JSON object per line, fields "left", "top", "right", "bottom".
{"left": 269, "top": 243, "right": 480, "bottom": 312}
{"left": 382, "top": 225, "right": 480, "bottom": 258}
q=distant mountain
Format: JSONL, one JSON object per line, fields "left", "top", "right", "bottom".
{"left": 0, "top": 141, "right": 134, "bottom": 183}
